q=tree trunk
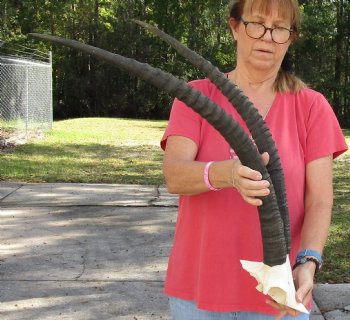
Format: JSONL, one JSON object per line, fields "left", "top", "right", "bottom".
{"left": 333, "top": 0, "right": 344, "bottom": 119}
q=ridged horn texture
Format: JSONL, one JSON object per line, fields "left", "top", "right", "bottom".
{"left": 133, "top": 19, "right": 291, "bottom": 255}
{"left": 28, "top": 33, "right": 287, "bottom": 266}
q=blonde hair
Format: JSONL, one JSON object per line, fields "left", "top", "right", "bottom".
{"left": 228, "top": 0, "right": 307, "bottom": 93}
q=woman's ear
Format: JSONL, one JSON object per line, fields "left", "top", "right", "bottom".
{"left": 290, "top": 31, "right": 298, "bottom": 43}
{"left": 228, "top": 18, "right": 240, "bottom": 41}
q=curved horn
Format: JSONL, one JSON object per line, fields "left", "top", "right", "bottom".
{"left": 28, "top": 33, "right": 287, "bottom": 266}
{"left": 133, "top": 19, "right": 291, "bottom": 253}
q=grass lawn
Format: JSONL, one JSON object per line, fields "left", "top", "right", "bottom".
{"left": 0, "top": 119, "right": 349, "bottom": 284}
{"left": 0, "top": 118, "right": 167, "bottom": 185}
{"left": 317, "top": 128, "right": 350, "bottom": 283}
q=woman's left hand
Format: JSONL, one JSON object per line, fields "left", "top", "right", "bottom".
{"left": 266, "top": 262, "right": 315, "bottom": 319}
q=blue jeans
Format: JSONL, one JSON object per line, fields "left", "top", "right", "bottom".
{"left": 169, "top": 297, "right": 310, "bottom": 320}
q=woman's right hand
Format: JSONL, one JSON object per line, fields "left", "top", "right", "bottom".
{"left": 230, "top": 152, "right": 270, "bottom": 206}
{"left": 163, "top": 135, "right": 270, "bottom": 200}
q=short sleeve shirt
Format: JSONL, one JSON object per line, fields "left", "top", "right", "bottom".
{"left": 161, "top": 78, "right": 348, "bottom": 313}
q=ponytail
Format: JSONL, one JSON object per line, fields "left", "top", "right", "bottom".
{"left": 274, "top": 52, "right": 307, "bottom": 93}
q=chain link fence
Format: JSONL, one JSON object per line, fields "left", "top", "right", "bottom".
{"left": 0, "top": 47, "right": 52, "bottom": 142}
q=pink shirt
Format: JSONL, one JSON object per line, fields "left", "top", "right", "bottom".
{"left": 161, "top": 78, "right": 348, "bottom": 314}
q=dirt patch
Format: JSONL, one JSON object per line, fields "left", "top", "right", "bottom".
{"left": 0, "top": 128, "right": 44, "bottom": 153}
{"left": 0, "top": 128, "right": 19, "bottom": 153}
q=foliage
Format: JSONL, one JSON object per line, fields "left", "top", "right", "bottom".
{"left": 0, "top": 1, "right": 349, "bottom": 126}
{"left": 296, "top": 0, "right": 350, "bottom": 127}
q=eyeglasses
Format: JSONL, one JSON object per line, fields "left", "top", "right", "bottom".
{"left": 240, "top": 17, "right": 295, "bottom": 44}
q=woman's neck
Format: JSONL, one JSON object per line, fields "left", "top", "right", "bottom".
{"left": 228, "top": 67, "right": 277, "bottom": 93}
{"left": 228, "top": 67, "right": 277, "bottom": 117}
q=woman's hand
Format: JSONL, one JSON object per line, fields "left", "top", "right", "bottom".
{"left": 266, "top": 262, "right": 315, "bottom": 319}
{"left": 163, "top": 136, "right": 272, "bottom": 196}
{"left": 231, "top": 152, "right": 270, "bottom": 206}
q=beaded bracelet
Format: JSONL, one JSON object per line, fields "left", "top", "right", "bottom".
{"left": 204, "top": 161, "right": 222, "bottom": 191}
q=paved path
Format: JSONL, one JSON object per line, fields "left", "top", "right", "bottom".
{"left": 0, "top": 182, "right": 349, "bottom": 319}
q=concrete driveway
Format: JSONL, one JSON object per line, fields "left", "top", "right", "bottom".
{"left": 0, "top": 183, "right": 348, "bottom": 319}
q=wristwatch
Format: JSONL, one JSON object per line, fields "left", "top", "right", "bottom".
{"left": 292, "top": 249, "right": 323, "bottom": 274}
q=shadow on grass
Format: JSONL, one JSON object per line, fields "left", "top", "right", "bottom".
{"left": 0, "top": 142, "right": 165, "bottom": 184}
{"left": 315, "top": 160, "right": 350, "bottom": 283}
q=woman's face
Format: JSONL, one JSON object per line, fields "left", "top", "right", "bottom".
{"left": 229, "top": 3, "right": 293, "bottom": 74}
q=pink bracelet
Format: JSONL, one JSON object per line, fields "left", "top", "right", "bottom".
{"left": 204, "top": 161, "right": 222, "bottom": 191}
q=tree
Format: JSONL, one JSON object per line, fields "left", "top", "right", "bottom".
{"left": 0, "top": 0, "right": 348, "bottom": 125}
{"left": 294, "top": 0, "right": 349, "bottom": 126}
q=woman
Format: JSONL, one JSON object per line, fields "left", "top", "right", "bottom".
{"left": 161, "top": 0, "right": 348, "bottom": 319}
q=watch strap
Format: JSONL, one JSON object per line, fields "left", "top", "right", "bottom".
{"left": 293, "top": 250, "right": 323, "bottom": 274}
{"left": 296, "top": 249, "right": 322, "bottom": 262}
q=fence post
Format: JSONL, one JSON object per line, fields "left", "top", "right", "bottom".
{"left": 25, "top": 65, "right": 29, "bottom": 137}
{"left": 49, "top": 51, "right": 53, "bottom": 129}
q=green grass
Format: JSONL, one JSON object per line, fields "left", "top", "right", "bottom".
{"left": 0, "top": 119, "right": 23, "bottom": 134}
{"left": 0, "top": 119, "right": 349, "bottom": 284}
{"left": 0, "top": 118, "right": 167, "bottom": 185}
{"left": 317, "top": 129, "right": 350, "bottom": 283}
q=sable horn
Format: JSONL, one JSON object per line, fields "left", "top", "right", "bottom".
{"left": 133, "top": 19, "right": 291, "bottom": 253}
{"left": 29, "top": 33, "right": 287, "bottom": 266}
